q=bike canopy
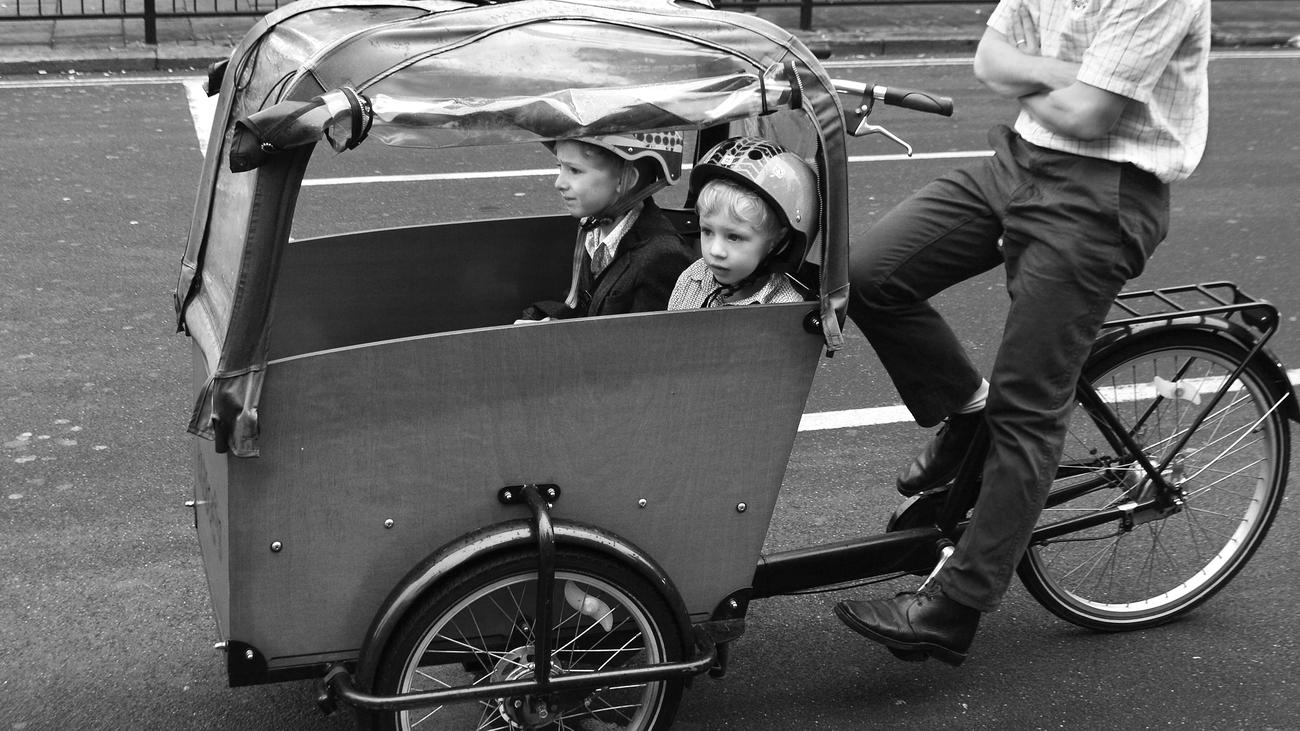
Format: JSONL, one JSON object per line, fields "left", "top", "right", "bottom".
{"left": 176, "top": 0, "right": 849, "bottom": 456}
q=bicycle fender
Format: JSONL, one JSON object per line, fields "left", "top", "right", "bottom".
{"left": 1090, "top": 320, "right": 1299, "bottom": 423}
{"left": 353, "top": 518, "right": 693, "bottom": 692}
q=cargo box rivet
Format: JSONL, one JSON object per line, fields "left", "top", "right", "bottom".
{"left": 384, "top": 519, "right": 395, "bottom": 529}
{"left": 736, "top": 503, "right": 747, "bottom": 513}
{"left": 270, "top": 541, "right": 283, "bottom": 552}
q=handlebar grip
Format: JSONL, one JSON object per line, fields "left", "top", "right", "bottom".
{"left": 880, "top": 86, "right": 954, "bottom": 117}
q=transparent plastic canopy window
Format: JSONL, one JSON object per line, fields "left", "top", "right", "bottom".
{"left": 334, "top": 20, "right": 795, "bottom": 150}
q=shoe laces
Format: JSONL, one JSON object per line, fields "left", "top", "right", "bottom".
{"left": 915, "top": 581, "right": 945, "bottom": 601}
{"left": 893, "top": 582, "right": 945, "bottom": 602}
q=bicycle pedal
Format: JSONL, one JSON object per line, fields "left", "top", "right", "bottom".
{"left": 885, "top": 490, "right": 947, "bottom": 533}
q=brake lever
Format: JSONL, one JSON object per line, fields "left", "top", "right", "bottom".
{"left": 840, "top": 87, "right": 914, "bottom": 156}
{"left": 855, "top": 120, "right": 913, "bottom": 156}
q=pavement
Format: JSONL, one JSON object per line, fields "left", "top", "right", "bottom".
{"left": 0, "top": 1, "right": 1298, "bottom": 76}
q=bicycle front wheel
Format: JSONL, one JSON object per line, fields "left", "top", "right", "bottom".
{"left": 1019, "top": 330, "right": 1290, "bottom": 631}
{"left": 366, "top": 547, "right": 685, "bottom": 731}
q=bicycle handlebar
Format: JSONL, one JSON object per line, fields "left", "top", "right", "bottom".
{"left": 833, "top": 81, "right": 955, "bottom": 117}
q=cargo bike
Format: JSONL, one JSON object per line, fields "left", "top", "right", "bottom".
{"left": 176, "top": 0, "right": 1295, "bottom": 727}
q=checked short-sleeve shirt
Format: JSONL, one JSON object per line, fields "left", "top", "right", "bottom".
{"left": 988, "top": 0, "right": 1210, "bottom": 182}
{"left": 667, "top": 259, "right": 805, "bottom": 309}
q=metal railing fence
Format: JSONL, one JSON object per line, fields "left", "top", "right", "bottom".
{"left": 4, "top": 0, "right": 289, "bottom": 44}
{"left": 714, "top": 0, "right": 989, "bottom": 36}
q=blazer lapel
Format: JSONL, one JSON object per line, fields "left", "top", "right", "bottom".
{"left": 589, "top": 228, "right": 643, "bottom": 310}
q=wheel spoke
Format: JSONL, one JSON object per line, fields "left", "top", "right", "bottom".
{"left": 552, "top": 607, "right": 642, "bottom": 670}
{"left": 475, "top": 700, "right": 501, "bottom": 731}
{"left": 1183, "top": 400, "right": 1284, "bottom": 484}
{"left": 1051, "top": 534, "right": 1122, "bottom": 587}
{"left": 408, "top": 706, "right": 442, "bottom": 727}
{"left": 576, "top": 693, "right": 639, "bottom": 726}
{"left": 413, "top": 668, "right": 454, "bottom": 688}
{"left": 595, "top": 622, "right": 646, "bottom": 672}
{"left": 1181, "top": 449, "right": 1267, "bottom": 502}
{"left": 472, "top": 713, "right": 513, "bottom": 731}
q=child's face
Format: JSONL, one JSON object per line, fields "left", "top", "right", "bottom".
{"left": 699, "top": 209, "right": 780, "bottom": 285}
{"left": 553, "top": 141, "right": 624, "bottom": 219}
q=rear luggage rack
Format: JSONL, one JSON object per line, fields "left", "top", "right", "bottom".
{"left": 1104, "top": 281, "right": 1279, "bottom": 338}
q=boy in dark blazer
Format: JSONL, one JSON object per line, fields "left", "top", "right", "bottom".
{"left": 519, "top": 133, "right": 692, "bottom": 321}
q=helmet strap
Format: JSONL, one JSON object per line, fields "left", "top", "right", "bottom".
{"left": 705, "top": 261, "right": 773, "bottom": 306}
{"left": 767, "top": 228, "right": 795, "bottom": 271}
{"left": 703, "top": 228, "right": 793, "bottom": 306}
{"left": 594, "top": 162, "right": 662, "bottom": 222}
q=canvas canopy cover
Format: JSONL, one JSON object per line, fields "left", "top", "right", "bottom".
{"left": 176, "top": 0, "right": 850, "bottom": 456}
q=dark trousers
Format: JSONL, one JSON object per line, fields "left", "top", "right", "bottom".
{"left": 849, "top": 125, "right": 1170, "bottom": 612}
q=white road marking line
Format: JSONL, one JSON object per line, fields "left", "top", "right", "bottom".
{"left": 300, "top": 150, "right": 991, "bottom": 186}
{"left": 302, "top": 168, "right": 561, "bottom": 186}
{"left": 796, "top": 368, "right": 1300, "bottom": 432}
{"left": 799, "top": 405, "right": 914, "bottom": 431}
{"left": 848, "top": 150, "right": 993, "bottom": 163}
{"left": 0, "top": 73, "right": 204, "bottom": 89}
{"left": 183, "top": 79, "right": 218, "bottom": 157}
{"left": 821, "top": 57, "right": 971, "bottom": 69}
{"left": 1206, "top": 50, "right": 1300, "bottom": 60}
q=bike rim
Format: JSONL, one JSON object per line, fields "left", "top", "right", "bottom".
{"left": 1030, "top": 345, "right": 1282, "bottom": 620}
{"left": 395, "top": 569, "right": 668, "bottom": 730}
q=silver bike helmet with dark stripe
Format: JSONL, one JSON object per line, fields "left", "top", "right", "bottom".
{"left": 689, "top": 136, "right": 820, "bottom": 268}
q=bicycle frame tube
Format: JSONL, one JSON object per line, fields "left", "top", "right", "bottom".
{"left": 750, "top": 526, "right": 944, "bottom": 598}
{"left": 323, "top": 633, "right": 717, "bottom": 712}
{"left": 1123, "top": 335, "right": 1274, "bottom": 481}
{"left": 521, "top": 485, "right": 557, "bottom": 690}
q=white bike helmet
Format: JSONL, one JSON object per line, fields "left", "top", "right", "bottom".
{"left": 688, "top": 136, "right": 820, "bottom": 267}
{"left": 547, "top": 131, "right": 685, "bottom": 221}
{"left": 580, "top": 131, "right": 684, "bottom": 185}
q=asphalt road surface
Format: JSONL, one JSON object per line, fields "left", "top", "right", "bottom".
{"left": 1, "top": 50, "right": 1298, "bottom": 729}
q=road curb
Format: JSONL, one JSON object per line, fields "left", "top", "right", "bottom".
{"left": 0, "top": 43, "right": 232, "bottom": 75}
{"left": 798, "top": 30, "right": 1299, "bottom": 60}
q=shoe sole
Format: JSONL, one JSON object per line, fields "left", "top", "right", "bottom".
{"left": 833, "top": 604, "right": 968, "bottom": 667}
{"left": 897, "top": 477, "right": 956, "bottom": 499}
{"left": 895, "top": 483, "right": 951, "bottom": 501}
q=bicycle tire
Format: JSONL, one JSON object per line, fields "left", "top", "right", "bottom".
{"left": 364, "top": 547, "right": 685, "bottom": 730}
{"left": 1018, "top": 329, "right": 1289, "bottom": 631}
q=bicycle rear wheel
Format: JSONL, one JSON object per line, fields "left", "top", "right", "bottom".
{"left": 1019, "top": 330, "right": 1290, "bottom": 631}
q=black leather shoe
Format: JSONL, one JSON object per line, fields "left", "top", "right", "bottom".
{"left": 896, "top": 410, "right": 984, "bottom": 497}
{"left": 834, "top": 584, "right": 981, "bottom": 666}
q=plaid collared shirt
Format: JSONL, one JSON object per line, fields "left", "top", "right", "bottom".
{"left": 988, "top": 0, "right": 1210, "bottom": 182}
{"left": 667, "top": 259, "right": 805, "bottom": 309}
{"left": 583, "top": 203, "right": 641, "bottom": 275}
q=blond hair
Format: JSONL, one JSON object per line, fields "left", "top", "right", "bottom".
{"left": 697, "top": 178, "right": 785, "bottom": 243}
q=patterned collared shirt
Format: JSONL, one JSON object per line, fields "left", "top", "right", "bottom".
{"left": 564, "top": 203, "right": 644, "bottom": 308}
{"left": 988, "top": 0, "right": 1210, "bottom": 182}
{"left": 582, "top": 203, "right": 642, "bottom": 272}
{"left": 667, "top": 259, "right": 805, "bottom": 310}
